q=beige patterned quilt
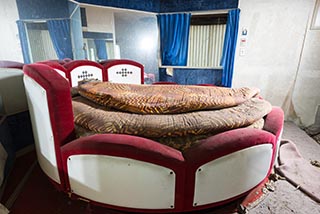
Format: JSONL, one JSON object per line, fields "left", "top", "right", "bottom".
{"left": 72, "top": 82, "right": 271, "bottom": 151}
{"left": 78, "top": 81, "right": 261, "bottom": 114}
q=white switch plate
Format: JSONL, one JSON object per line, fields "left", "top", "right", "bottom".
{"left": 239, "top": 48, "right": 246, "bottom": 56}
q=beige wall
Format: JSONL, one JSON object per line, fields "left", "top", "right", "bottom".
{"left": 0, "top": 0, "right": 23, "bottom": 62}
{"left": 292, "top": 3, "right": 320, "bottom": 126}
{"left": 234, "top": 0, "right": 319, "bottom": 127}
{"left": 83, "top": 5, "right": 115, "bottom": 33}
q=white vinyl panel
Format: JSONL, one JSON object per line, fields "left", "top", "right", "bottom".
{"left": 67, "top": 155, "right": 176, "bottom": 209}
{"left": 107, "top": 64, "right": 142, "bottom": 84}
{"left": 53, "top": 69, "right": 67, "bottom": 78}
{"left": 274, "top": 128, "right": 283, "bottom": 165}
{"left": 193, "top": 144, "right": 272, "bottom": 206}
{"left": 23, "top": 75, "right": 60, "bottom": 183}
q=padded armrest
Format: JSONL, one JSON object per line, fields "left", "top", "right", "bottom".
{"left": 263, "top": 106, "right": 284, "bottom": 139}
{"left": 61, "top": 134, "right": 184, "bottom": 168}
{"left": 183, "top": 128, "right": 275, "bottom": 167}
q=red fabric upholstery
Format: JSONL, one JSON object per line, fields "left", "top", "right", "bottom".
{"left": 152, "top": 81, "right": 178, "bottom": 85}
{"left": 23, "top": 64, "right": 76, "bottom": 190}
{"left": 38, "top": 59, "right": 73, "bottom": 65}
{"left": 36, "top": 61, "right": 67, "bottom": 74}
{"left": 263, "top": 106, "right": 284, "bottom": 140}
{"left": 61, "top": 134, "right": 186, "bottom": 212}
{"left": 100, "top": 59, "right": 144, "bottom": 84}
{"left": 182, "top": 128, "right": 275, "bottom": 211}
{"left": 263, "top": 106, "right": 284, "bottom": 168}
{"left": 23, "top": 60, "right": 284, "bottom": 213}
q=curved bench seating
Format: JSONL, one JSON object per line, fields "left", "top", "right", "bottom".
{"left": 22, "top": 62, "right": 284, "bottom": 213}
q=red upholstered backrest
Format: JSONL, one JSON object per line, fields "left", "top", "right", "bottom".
{"left": 63, "top": 60, "right": 104, "bottom": 87}
{"left": 23, "top": 64, "right": 75, "bottom": 145}
{"left": 263, "top": 106, "right": 284, "bottom": 140}
{"left": 100, "top": 59, "right": 144, "bottom": 84}
{"left": 23, "top": 63, "right": 75, "bottom": 190}
{"left": 36, "top": 61, "right": 68, "bottom": 79}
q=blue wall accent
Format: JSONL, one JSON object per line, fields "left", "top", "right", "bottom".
{"left": 16, "top": 0, "right": 238, "bottom": 19}
{"left": 160, "top": 0, "right": 238, "bottom": 13}
{"left": 159, "top": 68, "right": 222, "bottom": 85}
{"left": 68, "top": 0, "right": 78, "bottom": 15}
{"left": 77, "top": 0, "right": 160, "bottom": 12}
{"left": 159, "top": 68, "right": 174, "bottom": 82}
{"left": 16, "top": 0, "right": 69, "bottom": 19}
{"left": 83, "top": 32, "right": 113, "bottom": 40}
{"left": 76, "top": 0, "right": 238, "bottom": 13}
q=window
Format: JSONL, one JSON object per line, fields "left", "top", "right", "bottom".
{"left": 187, "top": 14, "right": 227, "bottom": 68}
{"left": 83, "top": 38, "right": 114, "bottom": 61}
{"left": 25, "top": 23, "right": 58, "bottom": 62}
{"left": 82, "top": 31, "right": 115, "bottom": 61}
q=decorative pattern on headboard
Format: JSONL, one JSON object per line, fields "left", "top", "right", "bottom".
{"left": 64, "top": 60, "right": 104, "bottom": 87}
{"left": 100, "top": 59, "right": 144, "bottom": 84}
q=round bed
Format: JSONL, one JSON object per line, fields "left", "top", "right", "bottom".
{"left": 22, "top": 60, "right": 284, "bottom": 213}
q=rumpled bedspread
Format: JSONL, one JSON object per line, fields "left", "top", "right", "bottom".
{"left": 78, "top": 81, "right": 261, "bottom": 114}
{"left": 72, "top": 82, "right": 272, "bottom": 151}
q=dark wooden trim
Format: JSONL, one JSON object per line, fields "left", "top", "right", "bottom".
{"left": 191, "top": 14, "right": 228, "bottom": 25}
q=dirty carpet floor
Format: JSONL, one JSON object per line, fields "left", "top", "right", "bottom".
{"left": 248, "top": 122, "right": 320, "bottom": 214}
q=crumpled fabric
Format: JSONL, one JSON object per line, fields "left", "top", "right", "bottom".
{"left": 73, "top": 96, "right": 271, "bottom": 146}
{"left": 78, "top": 81, "right": 261, "bottom": 114}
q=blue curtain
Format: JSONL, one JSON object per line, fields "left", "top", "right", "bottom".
{"left": 220, "top": 9, "right": 240, "bottom": 87}
{"left": 94, "top": 39, "right": 108, "bottom": 60}
{"left": 157, "top": 13, "right": 191, "bottom": 66}
{"left": 47, "top": 19, "right": 73, "bottom": 60}
{"left": 16, "top": 20, "right": 31, "bottom": 64}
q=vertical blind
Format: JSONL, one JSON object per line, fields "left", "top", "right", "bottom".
{"left": 27, "top": 29, "right": 57, "bottom": 62}
{"left": 187, "top": 24, "right": 226, "bottom": 67}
